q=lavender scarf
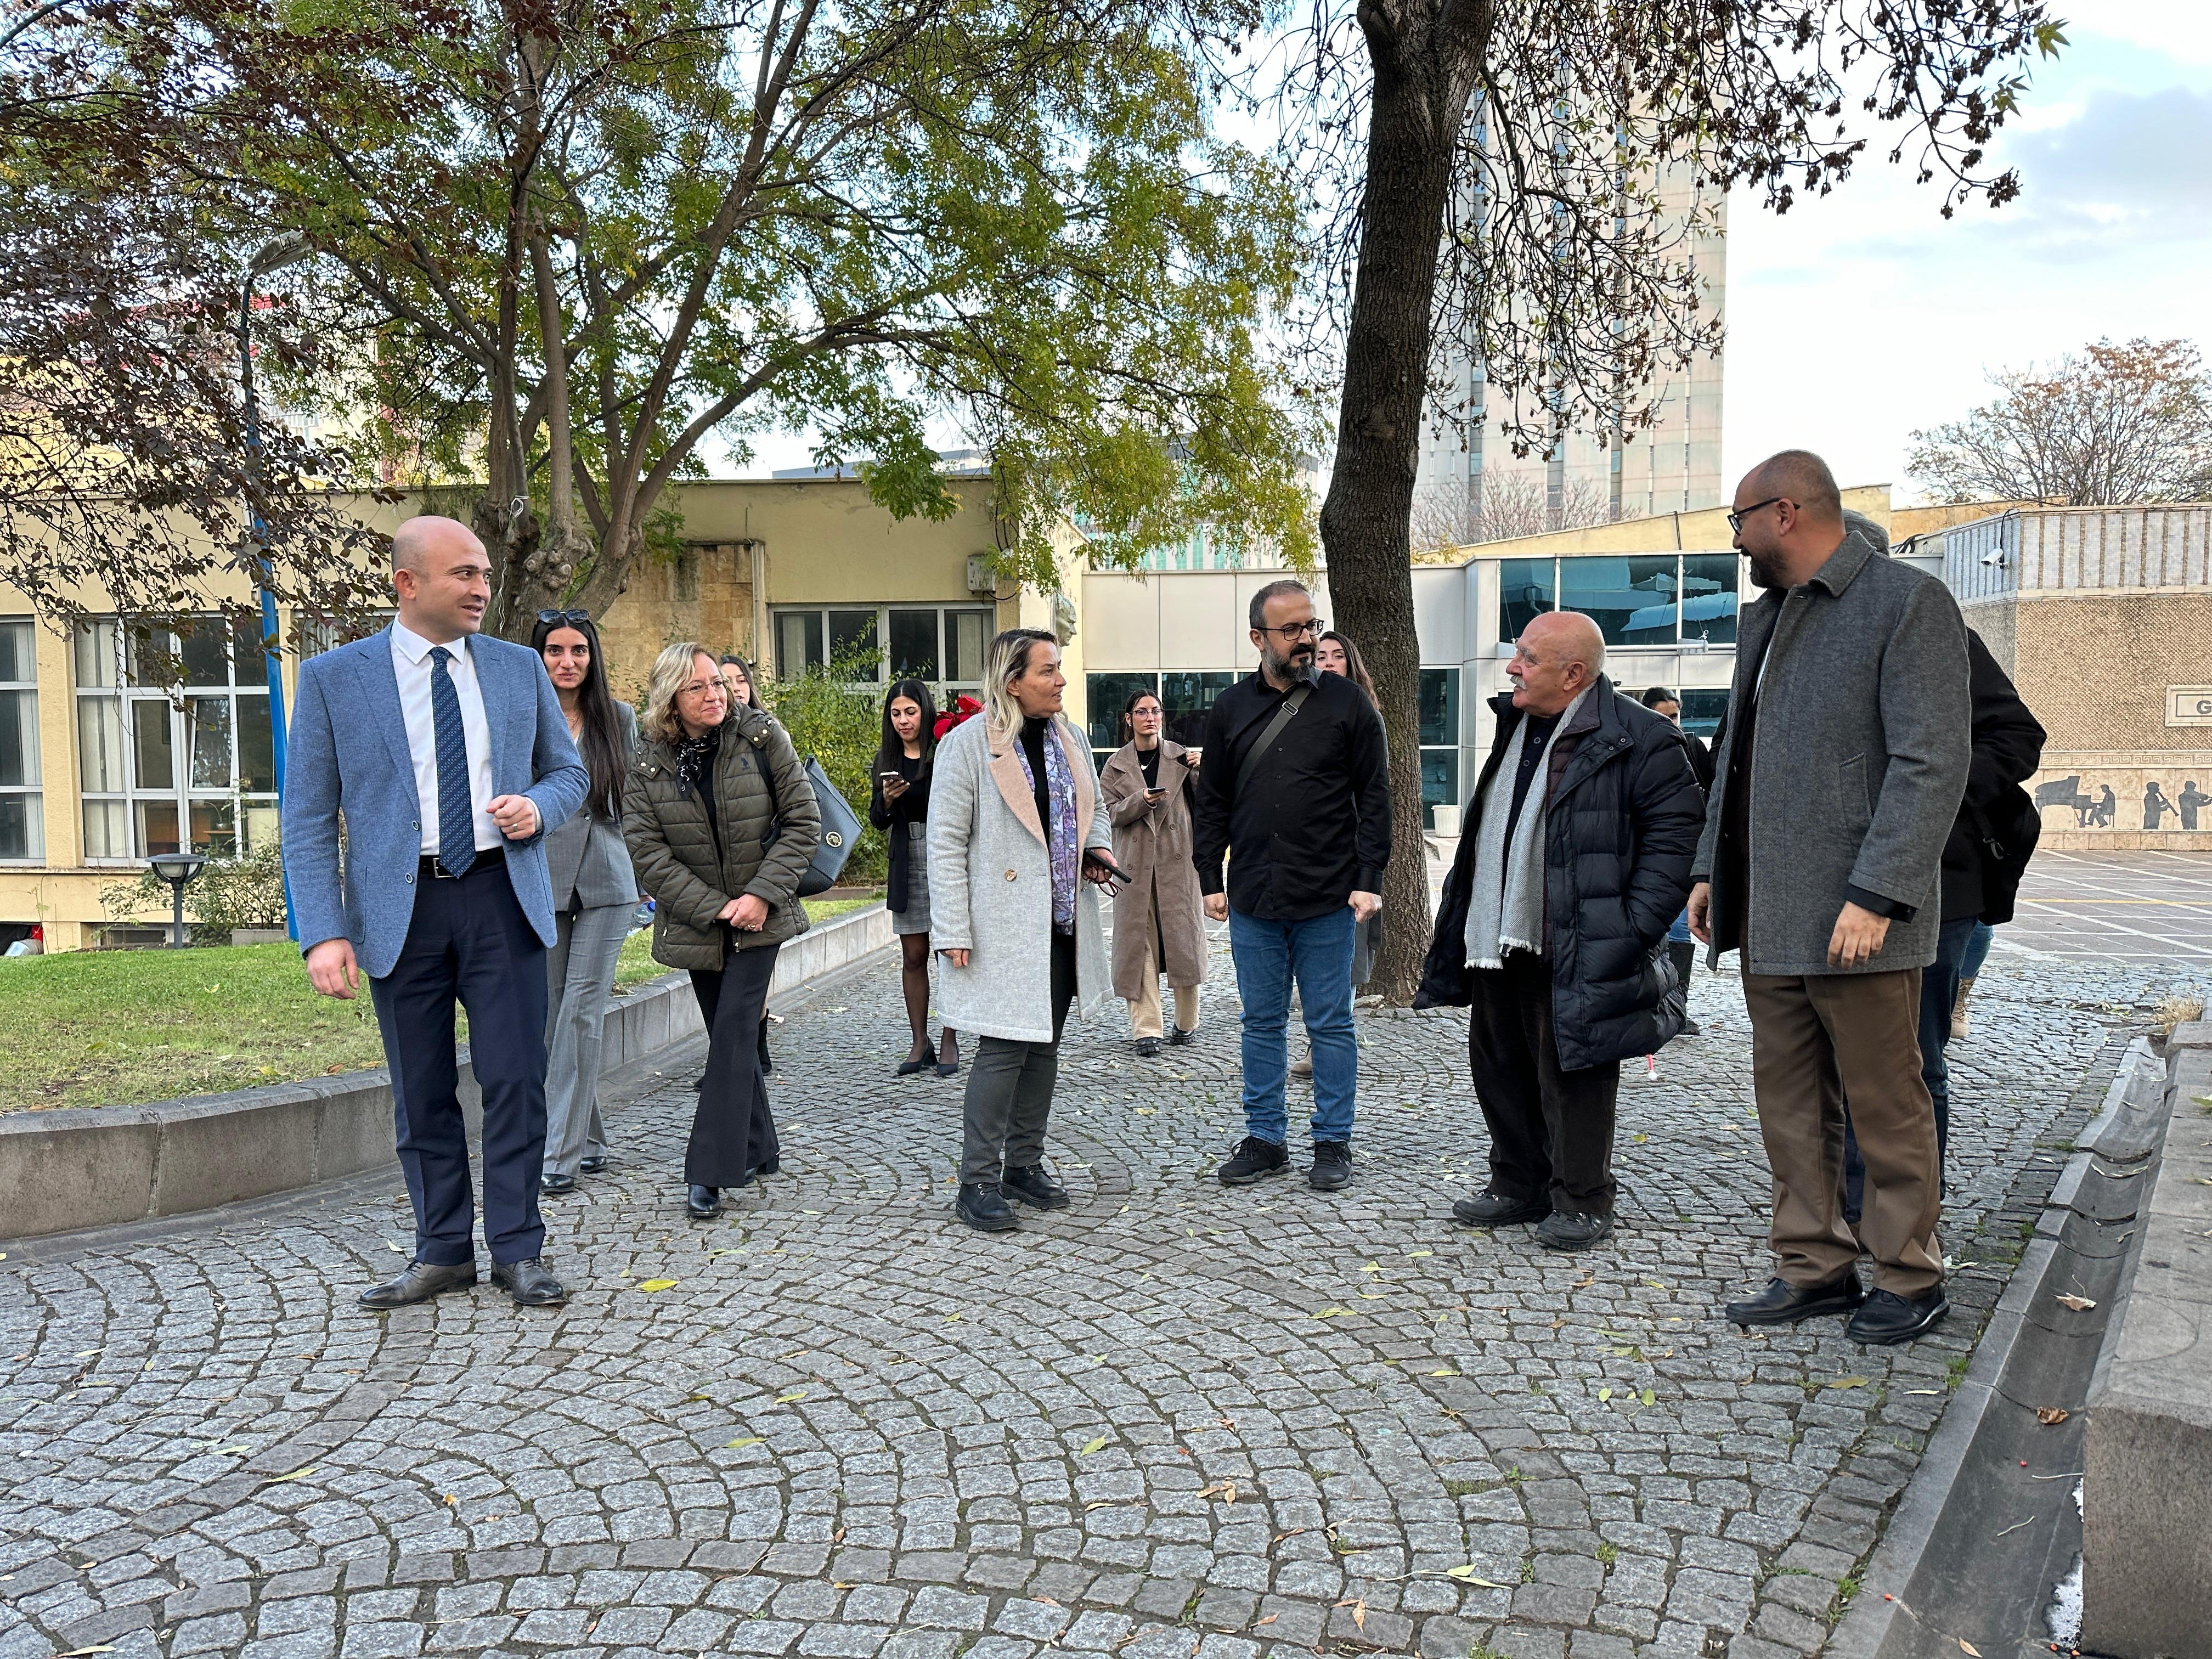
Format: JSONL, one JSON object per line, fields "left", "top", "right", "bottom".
{"left": 1013, "top": 718, "right": 1079, "bottom": 934}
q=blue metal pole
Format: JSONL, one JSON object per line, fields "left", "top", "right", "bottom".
{"left": 240, "top": 279, "right": 298, "bottom": 941}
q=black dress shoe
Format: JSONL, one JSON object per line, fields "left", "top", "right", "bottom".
{"left": 687, "top": 1184, "right": 722, "bottom": 1219}
{"left": 1167, "top": 1024, "right": 1198, "bottom": 1046}
{"left": 1002, "top": 1164, "right": 1070, "bottom": 1210}
{"left": 489, "top": 1257, "right": 568, "bottom": 1307}
{"left": 956, "top": 1183, "right": 1018, "bottom": 1231}
{"left": 897, "top": 1054, "right": 931, "bottom": 1076}
{"left": 359, "top": 1259, "right": 477, "bottom": 1310}
{"left": 540, "top": 1172, "right": 577, "bottom": 1195}
{"left": 1536, "top": 1211, "right": 1615, "bottom": 1251}
{"left": 1452, "top": 1189, "right": 1551, "bottom": 1228}
{"left": 1846, "top": 1286, "right": 1949, "bottom": 1346}
{"left": 579, "top": 1156, "right": 607, "bottom": 1175}
{"left": 1724, "top": 1273, "right": 1866, "bottom": 1328}
{"left": 1134, "top": 1036, "right": 1161, "bottom": 1057}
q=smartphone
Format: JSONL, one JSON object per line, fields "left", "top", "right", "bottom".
{"left": 1083, "top": 848, "right": 1133, "bottom": 885}
{"left": 879, "top": 771, "right": 903, "bottom": 782}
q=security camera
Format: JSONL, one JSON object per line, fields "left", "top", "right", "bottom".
{"left": 1980, "top": 549, "right": 2008, "bottom": 568}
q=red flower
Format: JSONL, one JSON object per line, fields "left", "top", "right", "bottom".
{"left": 933, "top": 694, "right": 981, "bottom": 741}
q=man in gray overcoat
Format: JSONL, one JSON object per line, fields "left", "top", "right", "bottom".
{"left": 1688, "top": 450, "right": 1970, "bottom": 1347}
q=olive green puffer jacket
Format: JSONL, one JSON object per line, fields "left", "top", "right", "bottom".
{"left": 624, "top": 705, "right": 820, "bottom": 970}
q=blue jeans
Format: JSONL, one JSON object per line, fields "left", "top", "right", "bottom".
{"left": 1961, "top": 921, "right": 1994, "bottom": 981}
{"left": 1844, "top": 913, "right": 1978, "bottom": 1221}
{"left": 1230, "top": 904, "right": 1358, "bottom": 1145}
{"left": 1667, "top": 907, "right": 1692, "bottom": 945}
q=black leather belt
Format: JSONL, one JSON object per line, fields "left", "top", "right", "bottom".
{"left": 420, "top": 847, "right": 505, "bottom": 879}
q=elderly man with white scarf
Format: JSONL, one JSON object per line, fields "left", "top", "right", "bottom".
{"left": 1416, "top": 611, "right": 1707, "bottom": 1250}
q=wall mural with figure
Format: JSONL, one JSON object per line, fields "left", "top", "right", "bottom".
{"left": 2029, "top": 754, "right": 2212, "bottom": 845}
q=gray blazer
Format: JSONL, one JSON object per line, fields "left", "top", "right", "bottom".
{"left": 546, "top": 701, "right": 640, "bottom": 911}
{"left": 1692, "top": 515, "right": 1970, "bottom": 977}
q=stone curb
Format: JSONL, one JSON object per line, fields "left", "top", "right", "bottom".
{"left": 0, "top": 902, "right": 891, "bottom": 1243}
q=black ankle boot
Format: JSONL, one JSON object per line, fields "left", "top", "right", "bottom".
{"left": 956, "top": 1183, "right": 1017, "bottom": 1231}
{"left": 686, "top": 1184, "right": 721, "bottom": 1220}
{"left": 1002, "top": 1164, "right": 1070, "bottom": 1210}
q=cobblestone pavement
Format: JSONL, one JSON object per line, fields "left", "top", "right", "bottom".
{"left": 2, "top": 928, "right": 2200, "bottom": 1659}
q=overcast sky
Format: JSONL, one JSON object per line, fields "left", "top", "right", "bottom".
{"left": 1723, "top": 1, "right": 2212, "bottom": 498}
{"left": 735, "top": 4, "right": 2212, "bottom": 504}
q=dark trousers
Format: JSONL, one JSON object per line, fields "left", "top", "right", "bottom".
{"left": 688, "top": 940, "right": 782, "bottom": 1187}
{"left": 370, "top": 860, "right": 550, "bottom": 1267}
{"left": 1843, "top": 914, "right": 1977, "bottom": 1220}
{"left": 961, "top": 930, "right": 1075, "bottom": 1185}
{"left": 1466, "top": 951, "right": 1620, "bottom": 1217}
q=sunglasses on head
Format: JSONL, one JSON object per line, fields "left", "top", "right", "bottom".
{"left": 537, "top": 608, "right": 591, "bottom": 627}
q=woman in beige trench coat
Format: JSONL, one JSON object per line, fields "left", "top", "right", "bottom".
{"left": 1099, "top": 689, "right": 1208, "bottom": 1056}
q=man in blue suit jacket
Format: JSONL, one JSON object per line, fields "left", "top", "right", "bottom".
{"left": 284, "top": 516, "right": 589, "bottom": 1310}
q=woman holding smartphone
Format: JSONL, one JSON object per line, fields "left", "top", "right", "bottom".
{"left": 870, "top": 678, "right": 958, "bottom": 1076}
{"left": 1098, "top": 689, "right": 1205, "bottom": 1056}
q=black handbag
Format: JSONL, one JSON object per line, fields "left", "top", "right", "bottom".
{"left": 755, "top": 735, "right": 861, "bottom": 898}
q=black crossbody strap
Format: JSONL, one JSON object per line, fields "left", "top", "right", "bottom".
{"left": 1234, "top": 682, "right": 1311, "bottom": 799}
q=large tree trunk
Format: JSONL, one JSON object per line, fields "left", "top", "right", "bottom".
{"left": 1318, "top": 21, "right": 1474, "bottom": 1003}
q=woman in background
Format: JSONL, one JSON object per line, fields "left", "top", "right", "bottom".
{"left": 1099, "top": 689, "right": 1205, "bottom": 1057}
{"left": 1292, "top": 630, "right": 1383, "bottom": 1078}
{"left": 871, "top": 678, "right": 959, "bottom": 1076}
{"left": 534, "top": 610, "right": 639, "bottom": 1195}
{"left": 627, "top": 642, "right": 819, "bottom": 1220}
{"left": 719, "top": 653, "right": 763, "bottom": 710}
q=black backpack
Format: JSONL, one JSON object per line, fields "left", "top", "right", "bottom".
{"left": 1965, "top": 782, "right": 2040, "bottom": 927}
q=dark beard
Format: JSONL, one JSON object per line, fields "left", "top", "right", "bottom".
{"left": 1264, "top": 644, "right": 1317, "bottom": 684}
{"left": 1745, "top": 548, "right": 1789, "bottom": 590}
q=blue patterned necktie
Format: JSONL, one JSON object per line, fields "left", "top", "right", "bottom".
{"left": 428, "top": 646, "right": 475, "bottom": 876}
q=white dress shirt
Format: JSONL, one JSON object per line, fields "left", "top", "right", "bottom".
{"left": 390, "top": 620, "right": 499, "bottom": 856}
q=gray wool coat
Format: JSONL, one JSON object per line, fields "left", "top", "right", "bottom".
{"left": 545, "top": 701, "right": 640, "bottom": 910}
{"left": 1692, "top": 514, "right": 1971, "bottom": 976}
{"left": 927, "top": 711, "right": 1114, "bottom": 1043}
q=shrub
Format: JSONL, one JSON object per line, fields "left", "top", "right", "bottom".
{"left": 99, "top": 834, "right": 291, "bottom": 946}
{"left": 765, "top": 646, "right": 890, "bottom": 884}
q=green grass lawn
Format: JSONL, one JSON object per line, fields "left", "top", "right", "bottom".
{"left": 1, "top": 892, "right": 881, "bottom": 1114}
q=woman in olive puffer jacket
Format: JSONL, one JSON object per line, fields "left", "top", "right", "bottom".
{"left": 625, "top": 641, "right": 820, "bottom": 1220}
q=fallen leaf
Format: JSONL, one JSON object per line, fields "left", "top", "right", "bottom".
{"left": 1827, "top": 1376, "right": 1871, "bottom": 1390}
{"left": 1429, "top": 1368, "right": 1459, "bottom": 1377}
{"left": 1639, "top": 1389, "right": 1656, "bottom": 1407}
{"left": 1079, "top": 1436, "right": 1109, "bottom": 1455}
{"left": 1311, "top": 1307, "right": 1354, "bottom": 1319}
{"left": 1599, "top": 1388, "right": 1613, "bottom": 1402}
{"left": 57, "top": 1647, "right": 117, "bottom": 1656}
{"left": 2055, "top": 1294, "right": 2096, "bottom": 1312}
{"left": 637, "top": 1279, "right": 679, "bottom": 1292}
{"left": 1904, "top": 1389, "right": 1942, "bottom": 1396}
{"left": 1405, "top": 1249, "right": 1434, "bottom": 1259}
{"left": 774, "top": 1389, "right": 806, "bottom": 1404}
{"left": 724, "top": 1436, "right": 764, "bottom": 1449}
{"left": 1361, "top": 1261, "right": 1381, "bottom": 1273}
{"left": 1959, "top": 1641, "right": 1981, "bottom": 1656}
{"left": 2035, "top": 1407, "right": 2069, "bottom": 1425}
{"left": 1254, "top": 1615, "right": 1277, "bottom": 1627}
{"left": 1445, "top": 1567, "right": 1510, "bottom": 1588}
{"left": 261, "top": 1466, "right": 316, "bottom": 1483}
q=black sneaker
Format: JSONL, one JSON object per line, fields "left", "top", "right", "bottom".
{"left": 1134, "top": 1036, "right": 1161, "bottom": 1057}
{"left": 1724, "top": 1273, "right": 1866, "bottom": 1328}
{"left": 956, "top": 1183, "right": 1018, "bottom": 1231}
{"left": 1215, "top": 1136, "right": 1289, "bottom": 1186}
{"left": 1308, "top": 1141, "right": 1353, "bottom": 1191}
{"left": 1535, "top": 1211, "right": 1613, "bottom": 1251}
{"left": 1167, "top": 1024, "right": 1198, "bottom": 1046}
{"left": 1845, "top": 1287, "right": 1949, "bottom": 1346}
{"left": 1452, "top": 1190, "right": 1551, "bottom": 1227}
{"left": 1002, "top": 1164, "right": 1071, "bottom": 1210}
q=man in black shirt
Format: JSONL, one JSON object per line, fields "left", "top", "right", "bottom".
{"left": 1190, "top": 579, "right": 1390, "bottom": 1191}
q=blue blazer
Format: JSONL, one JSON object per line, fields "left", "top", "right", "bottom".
{"left": 281, "top": 626, "right": 591, "bottom": 979}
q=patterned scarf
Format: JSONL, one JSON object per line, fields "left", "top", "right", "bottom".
{"left": 1013, "top": 717, "right": 1079, "bottom": 934}
{"left": 674, "top": 729, "right": 721, "bottom": 799}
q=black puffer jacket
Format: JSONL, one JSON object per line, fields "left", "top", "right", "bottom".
{"left": 1418, "top": 677, "right": 1706, "bottom": 1070}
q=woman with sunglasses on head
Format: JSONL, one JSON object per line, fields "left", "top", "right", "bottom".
{"left": 1098, "top": 688, "right": 1205, "bottom": 1057}
{"left": 626, "top": 641, "right": 820, "bottom": 1220}
{"left": 872, "top": 678, "right": 960, "bottom": 1076}
{"left": 533, "top": 609, "right": 640, "bottom": 1194}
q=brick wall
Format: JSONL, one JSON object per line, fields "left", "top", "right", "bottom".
{"left": 2013, "top": 590, "right": 2211, "bottom": 753}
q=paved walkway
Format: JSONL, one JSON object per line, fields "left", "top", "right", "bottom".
{"left": 0, "top": 932, "right": 2196, "bottom": 1659}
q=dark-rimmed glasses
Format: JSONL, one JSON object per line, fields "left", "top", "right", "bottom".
{"left": 1258, "top": 617, "right": 1325, "bottom": 642}
{"left": 1726, "top": 498, "right": 1788, "bottom": 535}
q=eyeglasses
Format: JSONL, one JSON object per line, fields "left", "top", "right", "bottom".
{"left": 1725, "top": 498, "right": 1789, "bottom": 535}
{"left": 678, "top": 679, "right": 726, "bottom": 698}
{"left": 1259, "top": 618, "right": 1325, "bottom": 642}
{"left": 537, "top": 607, "right": 591, "bottom": 627}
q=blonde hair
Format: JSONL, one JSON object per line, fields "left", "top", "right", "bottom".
{"left": 641, "top": 640, "right": 721, "bottom": 745}
{"left": 981, "top": 628, "right": 1057, "bottom": 735}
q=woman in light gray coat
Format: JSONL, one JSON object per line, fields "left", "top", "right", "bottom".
{"left": 535, "top": 612, "right": 639, "bottom": 1195}
{"left": 929, "top": 629, "right": 1116, "bottom": 1232}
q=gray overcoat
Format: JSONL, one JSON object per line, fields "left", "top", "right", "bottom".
{"left": 1692, "top": 515, "right": 1971, "bottom": 976}
{"left": 1099, "top": 738, "right": 1208, "bottom": 997}
{"left": 545, "top": 702, "right": 640, "bottom": 910}
{"left": 927, "top": 712, "right": 1113, "bottom": 1043}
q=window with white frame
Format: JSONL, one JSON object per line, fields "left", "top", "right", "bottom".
{"left": 0, "top": 619, "right": 41, "bottom": 861}
{"left": 771, "top": 605, "right": 995, "bottom": 690}
{"left": 75, "top": 616, "right": 278, "bottom": 862}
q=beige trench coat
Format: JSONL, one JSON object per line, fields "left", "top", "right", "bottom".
{"left": 1100, "top": 738, "right": 1209, "bottom": 998}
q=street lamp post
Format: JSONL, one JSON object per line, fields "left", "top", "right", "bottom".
{"left": 148, "top": 853, "right": 208, "bottom": 949}
{"left": 240, "top": 235, "right": 311, "bottom": 941}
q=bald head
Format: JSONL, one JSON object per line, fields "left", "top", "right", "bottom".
{"left": 1742, "top": 449, "right": 1841, "bottom": 522}
{"left": 1508, "top": 609, "right": 1606, "bottom": 716}
{"left": 391, "top": 514, "right": 483, "bottom": 573}
{"left": 390, "top": 514, "right": 492, "bottom": 641}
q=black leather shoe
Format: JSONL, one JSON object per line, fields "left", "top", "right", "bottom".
{"left": 1167, "top": 1024, "right": 1198, "bottom": 1046}
{"left": 1003, "top": 1164, "right": 1070, "bottom": 1210}
{"left": 539, "top": 1172, "right": 577, "bottom": 1196}
{"left": 897, "top": 1054, "right": 931, "bottom": 1076}
{"left": 1308, "top": 1141, "right": 1353, "bottom": 1191}
{"left": 359, "top": 1259, "right": 477, "bottom": 1310}
{"left": 489, "top": 1257, "right": 568, "bottom": 1307}
{"left": 1134, "top": 1036, "right": 1161, "bottom": 1057}
{"left": 1536, "top": 1211, "right": 1615, "bottom": 1251}
{"left": 1846, "top": 1286, "right": 1949, "bottom": 1346}
{"left": 578, "top": 1156, "right": 608, "bottom": 1175}
{"left": 1452, "top": 1189, "right": 1551, "bottom": 1227}
{"left": 687, "top": 1184, "right": 722, "bottom": 1219}
{"left": 956, "top": 1183, "right": 1018, "bottom": 1231}
{"left": 1725, "top": 1273, "right": 1866, "bottom": 1328}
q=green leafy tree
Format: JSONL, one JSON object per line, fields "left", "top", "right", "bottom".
{"left": 57, "top": 0, "right": 1318, "bottom": 635}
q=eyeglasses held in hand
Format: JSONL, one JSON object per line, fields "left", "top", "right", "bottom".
{"left": 537, "top": 607, "right": 591, "bottom": 627}
{"left": 1260, "top": 618, "right": 1325, "bottom": 642}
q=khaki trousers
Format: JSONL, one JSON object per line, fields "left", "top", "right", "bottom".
{"left": 1126, "top": 931, "right": 1201, "bottom": 1040}
{"left": 1743, "top": 969, "right": 1943, "bottom": 1296}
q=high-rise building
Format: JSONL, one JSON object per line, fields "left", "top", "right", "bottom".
{"left": 1414, "top": 174, "right": 1727, "bottom": 545}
